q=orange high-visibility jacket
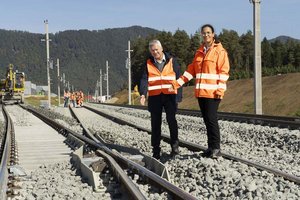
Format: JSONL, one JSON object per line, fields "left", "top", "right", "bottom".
{"left": 147, "top": 58, "right": 177, "bottom": 96}
{"left": 64, "top": 91, "right": 70, "bottom": 98}
{"left": 70, "top": 93, "right": 75, "bottom": 101}
{"left": 172, "top": 42, "right": 230, "bottom": 99}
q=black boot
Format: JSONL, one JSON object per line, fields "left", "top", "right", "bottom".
{"left": 201, "top": 148, "right": 212, "bottom": 157}
{"left": 211, "top": 149, "right": 221, "bottom": 158}
{"left": 152, "top": 152, "right": 160, "bottom": 160}
{"left": 202, "top": 148, "right": 221, "bottom": 158}
{"left": 152, "top": 147, "right": 161, "bottom": 160}
{"left": 170, "top": 141, "right": 179, "bottom": 156}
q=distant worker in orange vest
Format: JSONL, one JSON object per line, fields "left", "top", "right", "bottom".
{"left": 139, "top": 39, "right": 182, "bottom": 160}
{"left": 75, "top": 91, "right": 79, "bottom": 107}
{"left": 70, "top": 92, "right": 76, "bottom": 107}
{"left": 169, "top": 24, "right": 230, "bottom": 158}
{"left": 63, "top": 90, "right": 70, "bottom": 107}
{"left": 79, "top": 90, "right": 84, "bottom": 107}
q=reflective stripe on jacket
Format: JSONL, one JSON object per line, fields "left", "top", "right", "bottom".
{"left": 147, "top": 58, "right": 177, "bottom": 96}
{"left": 174, "top": 42, "right": 230, "bottom": 99}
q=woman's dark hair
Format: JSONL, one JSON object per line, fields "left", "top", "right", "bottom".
{"left": 201, "top": 24, "right": 214, "bottom": 33}
{"left": 201, "top": 24, "right": 219, "bottom": 43}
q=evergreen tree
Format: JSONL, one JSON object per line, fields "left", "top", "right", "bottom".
{"left": 261, "top": 37, "right": 273, "bottom": 68}
{"left": 238, "top": 31, "right": 253, "bottom": 75}
{"left": 155, "top": 31, "right": 174, "bottom": 53}
{"left": 188, "top": 32, "right": 201, "bottom": 63}
{"left": 271, "top": 40, "right": 284, "bottom": 67}
{"left": 172, "top": 29, "right": 190, "bottom": 71}
{"left": 294, "top": 44, "right": 300, "bottom": 69}
{"left": 219, "top": 29, "right": 244, "bottom": 79}
{"left": 286, "top": 39, "right": 296, "bottom": 66}
{"left": 131, "top": 37, "right": 148, "bottom": 88}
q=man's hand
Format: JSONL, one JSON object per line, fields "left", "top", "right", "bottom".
{"left": 215, "top": 94, "right": 221, "bottom": 99}
{"left": 140, "top": 95, "right": 146, "bottom": 105}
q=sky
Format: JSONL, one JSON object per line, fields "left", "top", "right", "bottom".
{"left": 0, "top": 0, "right": 299, "bottom": 40}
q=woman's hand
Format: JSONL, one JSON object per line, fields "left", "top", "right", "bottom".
{"left": 140, "top": 95, "right": 146, "bottom": 105}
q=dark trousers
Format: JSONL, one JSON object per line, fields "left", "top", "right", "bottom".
{"left": 148, "top": 94, "right": 178, "bottom": 154}
{"left": 64, "top": 97, "right": 69, "bottom": 107}
{"left": 198, "top": 97, "right": 221, "bottom": 149}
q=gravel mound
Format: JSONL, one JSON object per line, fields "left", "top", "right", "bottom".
{"left": 12, "top": 161, "right": 106, "bottom": 200}
{"left": 42, "top": 104, "right": 300, "bottom": 199}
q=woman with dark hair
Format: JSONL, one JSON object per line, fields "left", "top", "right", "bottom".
{"left": 169, "top": 24, "right": 230, "bottom": 158}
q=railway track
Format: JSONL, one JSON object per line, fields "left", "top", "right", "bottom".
{"left": 6, "top": 105, "right": 72, "bottom": 172}
{"left": 68, "top": 105, "right": 197, "bottom": 199}
{"left": 83, "top": 103, "right": 300, "bottom": 184}
{"left": 93, "top": 102, "right": 300, "bottom": 130}
{"left": 71, "top": 103, "right": 299, "bottom": 199}
{"left": 0, "top": 105, "right": 102, "bottom": 199}
{"left": 18, "top": 104, "right": 197, "bottom": 199}
{"left": 0, "top": 105, "right": 14, "bottom": 199}
{"left": 2, "top": 103, "right": 299, "bottom": 199}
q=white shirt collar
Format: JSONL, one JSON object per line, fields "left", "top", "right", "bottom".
{"left": 154, "top": 54, "right": 166, "bottom": 64}
{"left": 203, "top": 46, "right": 210, "bottom": 54}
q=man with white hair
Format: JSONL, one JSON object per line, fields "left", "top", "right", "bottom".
{"left": 139, "top": 39, "right": 182, "bottom": 160}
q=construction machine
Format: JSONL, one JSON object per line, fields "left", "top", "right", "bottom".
{"left": 0, "top": 64, "right": 25, "bottom": 104}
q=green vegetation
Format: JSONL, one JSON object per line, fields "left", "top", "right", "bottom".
{"left": 0, "top": 26, "right": 299, "bottom": 97}
{"left": 131, "top": 30, "right": 300, "bottom": 88}
{"left": 294, "top": 109, "right": 300, "bottom": 117}
{"left": 25, "top": 96, "right": 62, "bottom": 107}
{"left": 115, "top": 73, "right": 300, "bottom": 117}
{"left": 0, "top": 26, "right": 159, "bottom": 95}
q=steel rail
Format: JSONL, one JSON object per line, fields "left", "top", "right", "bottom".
{"left": 84, "top": 104, "right": 207, "bottom": 152}
{"left": 20, "top": 105, "right": 146, "bottom": 200}
{"left": 84, "top": 104, "right": 300, "bottom": 185}
{"left": 178, "top": 109, "right": 300, "bottom": 130}
{"left": 0, "top": 105, "right": 10, "bottom": 199}
{"left": 21, "top": 105, "right": 198, "bottom": 199}
{"left": 91, "top": 102, "right": 300, "bottom": 130}
{"left": 0, "top": 105, "right": 18, "bottom": 198}
{"left": 70, "top": 106, "right": 198, "bottom": 200}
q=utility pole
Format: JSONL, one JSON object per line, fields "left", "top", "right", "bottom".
{"left": 62, "top": 73, "right": 66, "bottom": 91}
{"left": 56, "top": 58, "right": 60, "bottom": 106}
{"left": 67, "top": 81, "right": 70, "bottom": 92}
{"left": 126, "top": 40, "right": 133, "bottom": 105}
{"left": 41, "top": 20, "right": 51, "bottom": 108}
{"left": 94, "top": 81, "right": 98, "bottom": 102}
{"left": 100, "top": 68, "right": 103, "bottom": 100}
{"left": 250, "top": 0, "right": 262, "bottom": 114}
{"left": 105, "top": 61, "right": 109, "bottom": 99}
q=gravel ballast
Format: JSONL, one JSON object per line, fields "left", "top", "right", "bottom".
{"left": 50, "top": 104, "right": 300, "bottom": 199}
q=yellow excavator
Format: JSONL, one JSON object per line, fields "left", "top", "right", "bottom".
{"left": 0, "top": 64, "right": 25, "bottom": 104}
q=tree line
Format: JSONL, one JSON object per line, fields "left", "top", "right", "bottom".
{"left": 131, "top": 29, "right": 300, "bottom": 88}
{"left": 0, "top": 27, "right": 299, "bottom": 95}
{"left": 0, "top": 26, "right": 159, "bottom": 95}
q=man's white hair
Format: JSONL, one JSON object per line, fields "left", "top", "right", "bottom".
{"left": 149, "top": 39, "right": 162, "bottom": 50}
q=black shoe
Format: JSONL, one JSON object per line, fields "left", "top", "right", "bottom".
{"left": 211, "top": 149, "right": 221, "bottom": 158}
{"left": 202, "top": 148, "right": 221, "bottom": 158}
{"left": 170, "top": 149, "right": 179, "bottom": 157}
{"left": 170, "top": 141, "right": 179, "bottom": 156}
{"left": 171, "top": 146, "right": 179, "bottom": 154}
{"left": 201, "top": 148, "right": 212, "bottom": 157}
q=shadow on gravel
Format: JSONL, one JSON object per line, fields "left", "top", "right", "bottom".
{"left": 160, "top": 152, "right": 202, "bottom": 164}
